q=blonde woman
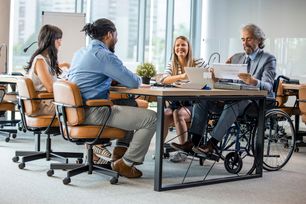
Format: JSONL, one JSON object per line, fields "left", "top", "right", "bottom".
{"left": 161, "top": 36, "right": 207, "bottom": 162}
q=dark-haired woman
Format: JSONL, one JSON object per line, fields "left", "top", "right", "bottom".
{"left": 25, "top": 24, "right": 65, "bottom": 115}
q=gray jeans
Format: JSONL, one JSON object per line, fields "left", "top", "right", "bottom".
{"left": 84, "top": 105, "right": 157, "bottom": 164}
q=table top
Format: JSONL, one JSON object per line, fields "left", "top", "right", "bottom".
{"left": 110, "top": 86, "right": 267, "bottom": 97}
{"left": 0, "top": 74, "right": 22, "bottom": 84}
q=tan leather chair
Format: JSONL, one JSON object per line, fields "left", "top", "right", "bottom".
{"left": 0, "top": 85, "right": 18, "bottom": 142}
{"left": 299, "top": 84, "right": 306, "bottom": 124}
{"left": 12, "top": 77, "right": 83, "bottom": 169}
{"left": 275, "top": 79, "right": 300, "bottom": 116}
{"left": 48, "top": 80, "right": 126, "bottom": 185}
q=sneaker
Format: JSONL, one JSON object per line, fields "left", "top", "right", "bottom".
{"left": 192, "top": 141, "right": 215, "bottom": 155}
{"left": 111, "top": 158, "right": 142, "bottom": 178}
{"left": 169, "top": 151, "right": 188, "bottom": 163}
{"left": 93, "top": 145, "right": 112, "bottom": 158}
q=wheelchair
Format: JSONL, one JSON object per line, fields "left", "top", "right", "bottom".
{"left": 190, "top": 98, "right": 296, "bottom": 175}
{"left": 164, "top": 75, "right": 296, "bottom": 174}
{"left": 197, "top": 76, "right": 297, "bottom": 174}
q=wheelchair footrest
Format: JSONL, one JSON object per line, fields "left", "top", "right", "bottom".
{"left": 196, "top": 152, "right": 220, "bottom": 162}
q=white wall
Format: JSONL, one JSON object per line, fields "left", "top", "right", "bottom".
{"left": 0, "top": 0, "right": 10, "bottom": 73}
{"left": 201, "top": 0, "right": 306, "bottom": 83}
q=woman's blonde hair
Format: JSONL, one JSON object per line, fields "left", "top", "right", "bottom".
{"left": 171, "top": 36, "right": 195, "bottom": 75}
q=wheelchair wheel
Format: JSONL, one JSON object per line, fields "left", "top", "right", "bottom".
{"left": 220, "top": 121, "right": 257, "bottom": 175}
{"left": 224, "top": 152, "right": 243, "bottom": 174}
{"left": 261, "top": 109, "right": 295, "bottom": 171}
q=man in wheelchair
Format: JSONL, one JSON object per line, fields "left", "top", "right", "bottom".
{"left": 171, "top": 24, "right": 276, "bottom": 159}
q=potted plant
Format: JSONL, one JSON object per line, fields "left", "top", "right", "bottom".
{"left": 136, "top": 62, "right": 157, "bottom": 84}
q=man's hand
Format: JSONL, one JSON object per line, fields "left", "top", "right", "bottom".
{"left": 238, "top": 73, "right": 258, "bottom": 85}
{"left": 209, "top": 68, "right": 218, "bottom": 83}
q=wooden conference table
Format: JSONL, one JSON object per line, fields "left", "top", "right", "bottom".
{"left": 111, "top": 86, "right": 267, "bottom": 191}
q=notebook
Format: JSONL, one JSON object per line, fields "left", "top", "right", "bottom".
{"left": 174, "top": 67, "right": 210, "bottom": 89}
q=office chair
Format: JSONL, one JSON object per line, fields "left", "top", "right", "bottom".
{"left": 12, "top": 77, "right": 83, "bottom": 169}
{"left": 0, "top": 86, "right": 18, "bottom": 142}
{"left": 48, "top": 80, "right": 126, "bottom": 185}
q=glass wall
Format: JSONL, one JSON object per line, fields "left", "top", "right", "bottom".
{"left": 10, "top": 0, "right": 199, "bottom": 73}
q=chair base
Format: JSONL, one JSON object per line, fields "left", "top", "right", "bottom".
{"left": 0, "top": 129, "right": 17, "bottom": 142}
{"left": 48, "top": 145, "right": 119, "bottom": 185}
{"left": 0, "top": 119, "right": 19, "bottom": 142}
{"left": 13, "top": 150, "right": 83, "bottom": 169}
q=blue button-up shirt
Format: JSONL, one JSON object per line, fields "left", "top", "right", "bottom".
{"left": 68, "top": 40, "right": 141, "bottom": 101}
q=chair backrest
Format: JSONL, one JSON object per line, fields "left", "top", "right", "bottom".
{"left": 53, "top": 80, "right": 85, "bottom": 126}
{"left": 17, "top": 77, "right": 40, "bottom": 115}
{"left": 299, "top": 84, "right": 306, "bottom": 123}
{"left": 275, "top": 79, "right": 289, "bottom": 107}
{"left": 0, "top": 86, "right": 5, "bottom": 102}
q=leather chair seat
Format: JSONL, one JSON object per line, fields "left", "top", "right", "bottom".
{"left": 0, "top": 102, "right": 15, "bottom": 111}
{"left": 279, "top": 106, "right": 300, "bottom": 116}
{"left": 25, "top": 115, "right": 59, "bottom": 127}
{"left": 65, "top": 126, "right": 126, "bottom": 140}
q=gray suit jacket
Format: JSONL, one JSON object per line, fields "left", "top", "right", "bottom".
{"left": 229, "top": 49, "right": 276, "bottom": 98}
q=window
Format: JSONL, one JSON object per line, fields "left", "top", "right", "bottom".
{"left": 173, "top": 0, "right": 191, "bottom": 39}
{"left": 144, "top": 0, "right": 167, "bottom": 72}
{"left": 91, "top": 0, "right": 140, "bottom": 62}
{"left": 11, "top": 0, "right": 76, "bottom": 72}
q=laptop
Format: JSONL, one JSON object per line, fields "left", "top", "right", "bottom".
{"left": 174, "top": 67, "right": 209, "bottom": 89}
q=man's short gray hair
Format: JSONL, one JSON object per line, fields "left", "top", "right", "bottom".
{"left": 242, "top": 24, "right": 266, "bottom": 49}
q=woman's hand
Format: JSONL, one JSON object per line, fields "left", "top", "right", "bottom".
{"left": 238, "top": 73, "right": 258, "bottom": 85}
{"left": 180, "top": 73, "right": 188, "bottom": 80}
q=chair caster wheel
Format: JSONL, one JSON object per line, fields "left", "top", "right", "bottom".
{"left": 63, "top": 177, "right": 71, "bottom": 185}
{"left": 18, "top": 163, "right": 25, "bottom": 169}
{"left": 76, "top": 158, "right": 83, "bottom": 164}
{"left": 12, "top": 156, "right": 19, "bottom": 162}
{"left": 11, "top": 133, "right": 17, "bottom": 139}
{"left": 110, "top": 177, "right": 118, "bottom": 184}
{"left": 47, "top": 169, "right": 54, "bottom": 177}
{"left": 5, "top": 137, "right": 10, "bottom": 142}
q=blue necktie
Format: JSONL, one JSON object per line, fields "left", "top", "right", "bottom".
{"left": 246, "top": 57, "right": 251, "bottom": 73}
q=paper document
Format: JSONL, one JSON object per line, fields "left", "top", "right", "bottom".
{"left": 212, "top": 63, "right": 247, "bottom": 80}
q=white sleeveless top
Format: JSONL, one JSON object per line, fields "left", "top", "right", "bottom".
{"left": 27, "top": 54, "right": 57, "bottom": 115}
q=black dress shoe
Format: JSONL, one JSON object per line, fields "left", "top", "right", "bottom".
{"left": 192, "top": 141, "right": 214, "bottom": 154}
{"left": 170, "top": 141, "right": 194, "bottom": 153}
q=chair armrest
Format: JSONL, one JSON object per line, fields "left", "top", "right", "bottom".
{"left": 297, "top": 99, "right": 306, "bottom": 103}
{"left": 86, "top": 99, "right": 113, "bottom": 107}
{"left": 37, "top": 92, "right": 54, "bottom": 99}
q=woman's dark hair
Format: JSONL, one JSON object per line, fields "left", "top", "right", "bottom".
{"left": 24, "top": 24, "right": 62, "bottom": 76}
{"left": 82, "top": 18, "right": 116, "bottom": 40}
